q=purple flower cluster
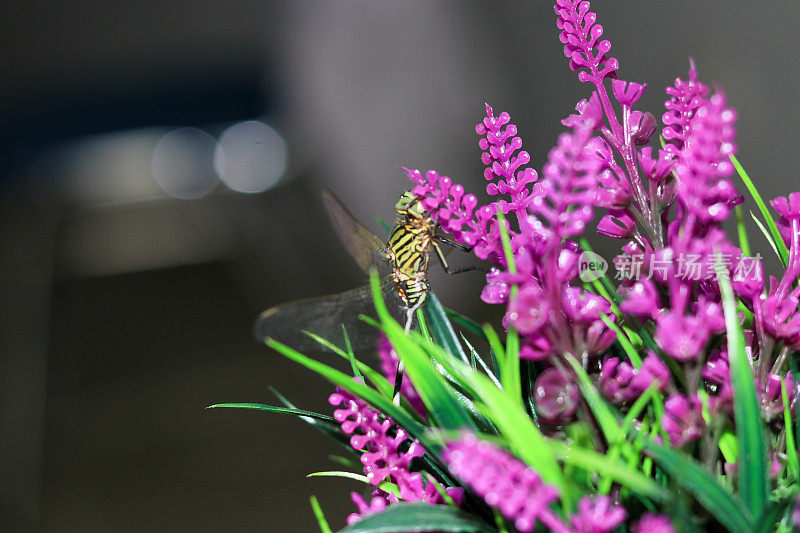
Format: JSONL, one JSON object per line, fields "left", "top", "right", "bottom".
{"left": 442, "top": 434, "right": 565, "bottom": 533}
{"left": 600, "top": 352, "right": 669, "bottom": 405}
{"left": 443, "top": 433, "right": 675, "bottom": 533}
{"left": 661, "top": 393, "right": 705, "bottom": 447}
{"left": 329, "top": 387, "right": 463, "bottom": 524}
{"left": 407, "top": 103, "right": 617, "bottom": 367}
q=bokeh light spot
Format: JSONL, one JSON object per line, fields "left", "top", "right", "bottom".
{"left": 151, "top": 127, "right": 218, "bottom": 200}
{"left": 214, "top": 120, "right": 287, "bottom": 194}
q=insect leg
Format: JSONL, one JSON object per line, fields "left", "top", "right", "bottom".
{"left": 434, "top": 235, "right": 472, "bottom": 252}
{"left": 432, "top": 240, "right": 479, "bottom": 275}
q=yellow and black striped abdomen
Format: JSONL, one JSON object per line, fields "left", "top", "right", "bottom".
{"left": 387, "top": 222, "right": 432, "bottom": 309}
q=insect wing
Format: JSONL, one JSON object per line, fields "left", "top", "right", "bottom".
{"left": 322, "top": 189, "right": 389, "bottom": 275}
{"left": 253, "top": 276, "right": 406, "bottom": 353}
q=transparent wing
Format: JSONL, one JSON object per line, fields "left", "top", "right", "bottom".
{"left": 253, "top": 276, "right": 408, "bottom": 353}
{"left": 322, "top": 189, "right": 389, "bottom": 275}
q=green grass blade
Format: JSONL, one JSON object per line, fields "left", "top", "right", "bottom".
{"left": 644, "top": 440, "right": 752, "bottom": 531}
{"left": 547, "top": 440, "right": 667, "bottom": 501}
{"left": 782, "top": 379, "right": 800, "bottom": 480}
{"left": 460, "top": 334, "right": 501, "bottom": 388}
{"left": 265, "top": 337, "right": 429, "bottom": 444}
{"left": 735, "top": 205, "right": 751, "bottom": 257}
{"left": 599, "top": 313, "right": 642, "bottom": 367}
{"left": 302, "top": 331, "right": 426, "bottom": 421}
{"left": 342, "top": 327, "right": 363, "bottom": 381}
{"left": 423, "top": 293, "right": 470, "bottom": 364}
{"left": 303, "top": 332, "right": 389, "bottom": 393}
{"left": 482, "top": 324, "right": 507, "bottom": 391}
{"left": 599, "top": 385, "right": 658, "bottom": 494}
{"left": 309, "top": 495, "right": 333, "bottom": 533}
{"left": 755, "top": 499, "right": 794, "bottom": 533}
{"left": 337, "top": 502, "right": 498, "bottom": 533}
{"left": 501, "top": 327, "right": 521, "bottom": 405}
{"left": 266, "top": 388, "right": 356, "bottom": 450}
{"left": 750, "top": 211, "right": 781, "bottom": 260}
{"left": 206, "top": 402, "right": 335, "bottom": 423}
{"left": 732, "top": 154, "right": 788, "bottom": 264}
{"left": 307, "top": 471, "right": 400, "bottom": 498}
{"left": 718, "top": 268, "right": 768, "bottom": 519}
{"left": 494, "top": 209, "right": 521, "bottom": 402}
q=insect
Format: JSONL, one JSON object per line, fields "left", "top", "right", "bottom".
{"left": 252, "top": 189, "right": 470, "bottom": 353}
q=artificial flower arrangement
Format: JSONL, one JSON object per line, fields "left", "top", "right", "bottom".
{"left": 213, "top": 1, "right": 800, "bottom": 531}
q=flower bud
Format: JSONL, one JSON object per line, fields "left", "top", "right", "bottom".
{"left": 534, "top": 367, "right": 580, "bottom": 424}
{"left": 631, "top": 111, "right": 657, "bottom": 145}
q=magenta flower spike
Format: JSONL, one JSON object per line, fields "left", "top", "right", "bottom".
{"left": 673, "top": 90, "right": 741, "bottom": 226}
{"left": 601, "top": 352, "right": 669, "bottom": 405}
{"left": 569, "top": 495, "right": 627, "bottom": 533}
{"left": 633, "top": 513, "right": 676, "bottom": 533}
{"left": 443, "top": 433, "right": 570, "bottom": 533}
{"left": 554, "top": 0, "right": 619, "bottom": 86}
{"left": 477, "top": 104, "right": 540, "bottom": 224}
{"left": 329, "top": 387, "right": 462, "bottom": 523}
{"left": 662, "top": 60, "right": 708, "bottom": 155}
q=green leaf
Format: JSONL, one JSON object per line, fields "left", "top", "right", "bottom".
{"left": 599, "top": 385, "right": 659, "bottom": 494}
{"left": 754, "top": 499, "right": 794, "bottom": 533}
{"left": 307, "top": 471, "right": 400, "bottom": 499}
{"left": 265, "top": 337, "right": 429, "bottom": 444}
{"left": 310, "top": 495, "right": 333, "bottom": 533}
{"left": 735, "top": 205, "right": 751, "bottom": 257}
{"left": 732, "top": 154, "right": 788, "bottom": 265}
{"left": 547, "top": 439, "right": 667, "bottom": 501}
{"left": 599, "top": 313, "right": 642, "bottom": 367}
{"left": 782, "top": 379, "right": 800, "bottom": 481}
{"left": 423, "top": 293, "right": 469, "bottom": 365}
{"left": 460, "top": 334, "right": 501, "bottom": 388}
{"left": 370, "top": 273, "right": 477, "bottom": 431}
{"left": 303, "top": 332, "right": 388, "bottom": 394}
{"left": 718, "top": 268, "right": 768, "bottom": 520}
{"left": 750, "top": 211, "right": 781, "bottom": 261}
{"left": 644, "top": 440, "right": 751, "bottom": 531}
{"left": 206, "top": 402, "right": 336, "bottom": 423}
{"left": 342, "top": 327, "right": 363, "bottom": 381}
{"left": 337, "top": 502, "right": 497, "bottom": 533}
{"left": 718, "top": 429, "right": 738, "bottom": 464}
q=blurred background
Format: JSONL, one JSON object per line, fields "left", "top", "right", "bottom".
{"left": 1, "top": 1, "right": 798, "bottom": 531}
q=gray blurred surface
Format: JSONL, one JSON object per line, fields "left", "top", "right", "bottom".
{"left": 1, "top": 1, "right": 799, "bottom": 531}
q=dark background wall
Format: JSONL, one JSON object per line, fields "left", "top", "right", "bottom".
{"left": 1, "top": 2, "right": 798, "bottom": 531}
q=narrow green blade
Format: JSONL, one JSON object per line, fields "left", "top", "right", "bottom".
{"left": 718, "top": 269, "right": 768, "bottom": 520}
{"left": 732, "top": 154, "right": 788, "bottom": 265}
{"left": 644, "top": 440, "right": 751, "bottom": 531}
{"left": 423, "top": 292, "right": 469, "bottom": 364}
{"left": 337, "top": 502, "right": 497, "bottom": 533}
